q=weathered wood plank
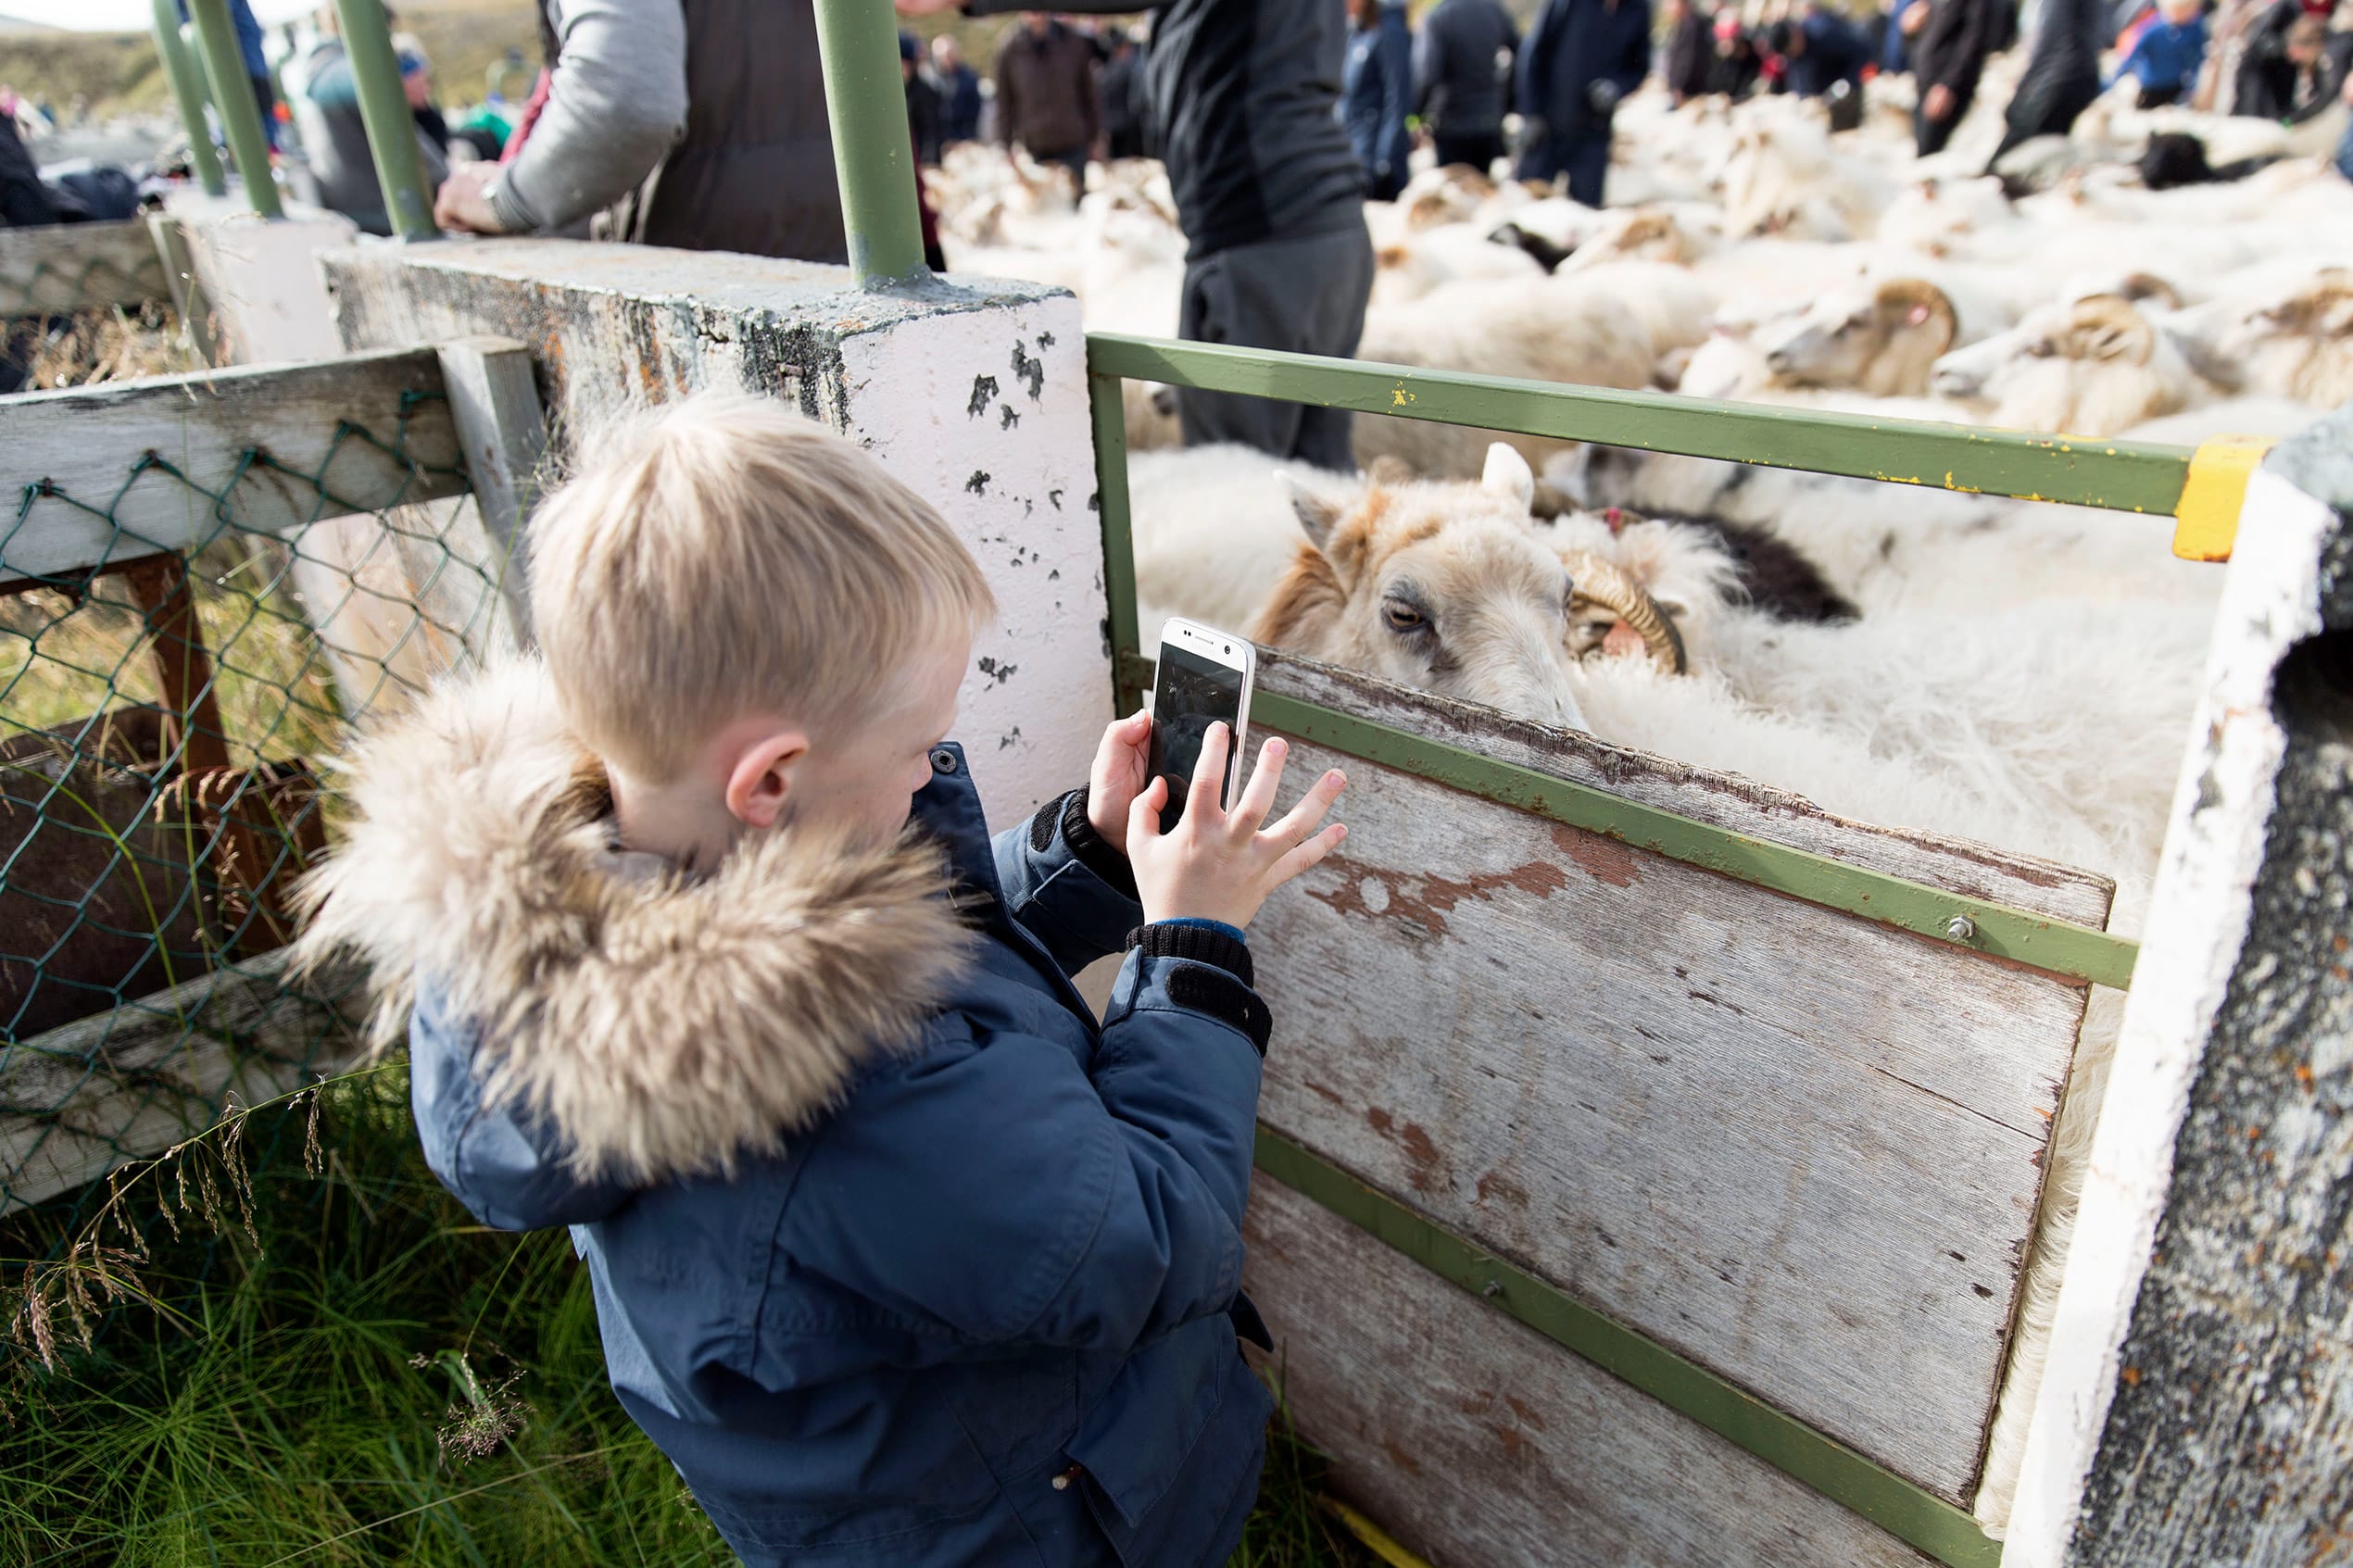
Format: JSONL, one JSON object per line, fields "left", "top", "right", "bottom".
{"left": 1259, "top": 650, "right": 2116, "bottom": 929}
{"left": 0, "top": 951, "right": 367, "bottom": 1213}
{"left": 1244, "top": 1174, "right": 1940, "bottom": 1568}
{"left": 1247, "top": 656, "right": 2095, "bottom": 1502}
{"left": 2011, "top": 420, "right": 2353, "bottom": 1564}
{"left": 0, "top": 347, "right": 468, "bottom": 586}
{"left": 427, "top": 335, "right": 546, "bottom": 656}
{"left": 0, "top": 220, "right": 169, "bottom": 316}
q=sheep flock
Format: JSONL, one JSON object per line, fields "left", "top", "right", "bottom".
{"left": 927, "top": 60, "right": 2350, "bottom": 1540}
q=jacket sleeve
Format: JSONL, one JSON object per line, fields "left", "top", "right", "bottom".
{"left": 1614, "top": 0, "right": 1655, "bottom": 93}
{"left": 407, "top": 978, "right": 635, "bottom": 1233}
{"left": 992, "top": 787, "right": 1145, "bottom": 976}
{"left": 1927, "top": 0, "right": 1995, "bottom": 90}
{"left": 1380, "top": 21, "right": 1413, "bottom": 162}
{"left": 773, "top": 932, "right": 1268, "bottom": 1361}
{"left": 488, "top": 0, "right": 687, "bottom": 233}
{"left": 1413, "top": 19, "right": 1443, "bottom": 116}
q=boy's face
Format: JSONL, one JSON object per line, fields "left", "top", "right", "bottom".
{"left": 780, "top": 637, "right": 972, "bottom": 844}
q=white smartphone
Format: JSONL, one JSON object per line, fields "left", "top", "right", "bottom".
{"left": 1148, "top": 617, "right": 1256, "bottom": 832}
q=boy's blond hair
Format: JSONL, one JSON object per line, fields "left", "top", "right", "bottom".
{"left": 527, "top": 391, "right": 996, "bottom": 782}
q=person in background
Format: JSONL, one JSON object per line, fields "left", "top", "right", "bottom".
{"left": 1903, "top": 0, "right": 1999, "bottom": 154}
{"left": 932, "top": 34, "right": 985, "bottom": 144}
{"left": 1878, "top": 0, "right": 1914, "bottom": 72}
{"left": 1340, "top": 0, "right": 1415, "bottom": 200}
{"left": 1712, "top": 10, "right": 1767, "bottom": 93}
{"left": 177, "top": 0, "right": 280, "bottom": 149}
{"left": 392, "top": 34, "right": 451, "bottom": 155}
{"left": 2335, "top": 64, "right": 2353, "bottom": 178}
{"left": 2234, "top": 1, "right": 2349, "bottom": 115}
{"left": 903, "top": 30, "right": 945, "bottom": 167}
{"left": 995, "top": 11, "right": 1101, "bottom": 192}
{"left": 1415, "top": 0, "right": 1519, "bottom": 170}
{"left": 1516, "top": 0, "right": 1652, "bottom": 205}
{"left": 1986, "top": 0, "right": 2106, "bottom": 167}
{"left": 1769, "top": 4, "right": 1872, "bottom": 97}
{"left": 1662, "top": 0, "right": 1717, "bottom": 105}
{"left": 1100, "top": 27, "right": 1150, "bottom": 158}
{"left": 434, "top": 0, "right": 846, "bottom": 263}
{"left": 299, "top": 21, "right": 449, "bottom": 235}
{"left": 2109, "top": 0, "right": 2209, "bottom": 106}
{"left": 912, "top": 0, "right": 1373, "bottom": 472}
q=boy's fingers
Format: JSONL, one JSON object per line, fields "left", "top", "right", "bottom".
{"left": 1229, "top": 736, "right": 1289, "bottom": 834}
{"left": 1188, "top": 722, "right": 1230, "bottom": 823}
{"left": 1127, "top": 774, "right": 1169, "bottom": 845}
{"left": 1265, "top": 768, "right": 1347, "bottom": 847}
{"left": 1269, "top": 822, "right": 1349, "bottom": 884}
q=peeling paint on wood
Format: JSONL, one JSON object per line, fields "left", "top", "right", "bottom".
{"left": 1245, "top": 652, "right": 2091, "bottom": 1504}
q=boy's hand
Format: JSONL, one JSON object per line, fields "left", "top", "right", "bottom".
{"left": 1126, "top": 723, "right": 1347, "bottom": 931}
{"left": 1087, "top": 709, "right": 1153, "bottom": 855}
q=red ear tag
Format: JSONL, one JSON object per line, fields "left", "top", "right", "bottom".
{"left": 1604, "top": 507, "right": 1626, "bottom": 535}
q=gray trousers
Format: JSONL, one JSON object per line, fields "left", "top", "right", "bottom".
{"left": 1176, "top": 218, "right": 1374, "bottom": 473}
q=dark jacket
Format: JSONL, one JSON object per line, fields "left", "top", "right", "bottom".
{"left": 1787, "top": 10, "right": 1873, "bottom": 95}
{"left": 969, "top": 0, "right": 1365, "bottom": 257}
{"left": 997, "top": 20, "right": 1101, "bottom": 158}
{"left": 1996, "top": 0, "right": 2103, "bottom": 144}
{"left": 1664, "top": 8, "right": 1713, "bottom": 98}
{"left": 908, "top": 72, "right": 944, "bottom": 167}
{"left": 1102, "top": 48, "right": 1150, "bottom": 156}
{"left": 0, "top": 114, "right": 60, "bottom": 228}
{"left": 298, "top": 662, "right": 1276, "bottom": 1568}
{"left": 1415, "top": 0, "right": 1520, "bottom": 132}
{"left": 1341, "top": 5, "right": 1416, "bottom": 194}
{"left": 1912, "top": 0, "right": 2001, "bottom": 96}
{"left": 1517, "top": 0, "right": 1654, "bottom": 137}
{"left": 939, "top": 60, "right": 984, "bottom": 142}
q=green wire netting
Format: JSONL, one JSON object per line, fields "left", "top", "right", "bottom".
{"left": 2, "top": 387, "right": 505, "bottom": 1229}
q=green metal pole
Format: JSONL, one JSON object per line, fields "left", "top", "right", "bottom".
{"left": 151, "top": 0, "right": 226, "bottom": 197}
{"left": 185, "top": 0, "right": 283, "bottom": 218}
{"left": 811, "top": 0, "right": 929, "bottom": 288}
{"left": 330, "top": 0, "right": 438, "bottom": 241}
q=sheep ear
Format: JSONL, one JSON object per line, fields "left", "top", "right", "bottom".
{"left": 1284, "top": 476, "right": 1346, "bottom": 552}
{"left": 1481, "top": 443, "right": 1537, "bottom": 514}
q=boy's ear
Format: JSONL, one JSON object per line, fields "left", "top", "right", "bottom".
{"left": 725, "top": 729, "right": 812, "bottom": 830}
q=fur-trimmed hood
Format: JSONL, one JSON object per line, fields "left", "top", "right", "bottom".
{"left": 293, "top": 658, "right": 972, "bottom": 1189}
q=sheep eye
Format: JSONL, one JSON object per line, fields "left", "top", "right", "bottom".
{"left": 2024, "top": 339, "right": 2055, "bottom": 358}
{"left": 1381, "top": 597, "right": 1428, "bottom": 633}
{"left": 1834, "top": 317, "right": 1861, "bottom": 336}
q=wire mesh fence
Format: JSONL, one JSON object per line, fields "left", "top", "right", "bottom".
{"left": 0, "top": 373, "right": 517, "bottom": 1246}
{"left": 1, "top": 219, "right": 199, "bottom": 394}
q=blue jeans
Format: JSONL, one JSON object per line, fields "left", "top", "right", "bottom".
{"left": 2336, "top": 117, "right": 2353, "bottom": 183}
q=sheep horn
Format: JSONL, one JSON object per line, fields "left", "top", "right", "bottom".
{"left": 1561, "top": 548, "right": 1688, "bottom": 675}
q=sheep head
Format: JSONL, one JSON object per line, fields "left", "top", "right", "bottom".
{"left": 1252, "top": 445, "right": 1601, "bottom": 730}
{"left": 1930, "top": 295, "right": 2188, "bottom": 436}
{"left": 2214, "top": 269, "right": 2353, "bottom": 408}
{"left": 1758, "top": 277, "right": 1959, "bottom": 397}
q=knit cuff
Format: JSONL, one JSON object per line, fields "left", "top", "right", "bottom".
{"left": 1126, "top": 920, "right": 1255, "bottom": 989}
{"left": 1055, "top": 787, "right": 1139, "bottom": 901}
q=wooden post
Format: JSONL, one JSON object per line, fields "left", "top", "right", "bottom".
{"left": 431, "top": 335, "right": 547, "bottom": 649}
{"left": 2008, "top": 404, "right": 2353, "bottom": 1565}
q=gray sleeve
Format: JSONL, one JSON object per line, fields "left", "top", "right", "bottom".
{"left": 488, "top": 0, "right": 688, "bottom": 233}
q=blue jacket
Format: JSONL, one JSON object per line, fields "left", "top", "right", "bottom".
{"left": 940, "top": 61, "right": 984, "bottom": 143}
{"left": 295, "top": 661, "right": 1276, "bottom": 1568}
{"left": 1340, "top": 4, "right": 1416, "bottom": 191}
{"left": 2111, "top": 14, "right": 2207, "bottom": 88}
{"left": 1517, "top": 0, "right": 1653, "bottom": 138}
{"left": 1788, "top": 11, "right": 1872, "bottom": 96}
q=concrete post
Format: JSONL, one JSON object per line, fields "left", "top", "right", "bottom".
{"left": 2009, "top": 402, "right": 2353, "bottom": 1565}
{"left": 320, "top": 242, "right": 1111, "bottom": 825}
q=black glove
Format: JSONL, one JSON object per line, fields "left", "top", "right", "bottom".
{"left": 1587, "top": 78, "right": 1623, "bottom": 114}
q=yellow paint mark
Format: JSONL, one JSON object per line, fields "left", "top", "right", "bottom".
{"left": 2172, "top": 436, "right": 2276, "bottom": 562}
{"left": 1325, "top": 1499, "right": 1438, "bottom": 1568}
{"left": 1390, "top": 385, "right": 1416, "bottom": 407}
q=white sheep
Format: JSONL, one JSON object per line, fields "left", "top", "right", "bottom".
{"left": 1928, "top": 293, "right": 2218, "bottom": 437}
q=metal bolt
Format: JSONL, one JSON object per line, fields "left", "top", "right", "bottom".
{"left": 1482, "top": 1280, "right": 1503, "bottom": 1299}
{"left": 1946, "top": 915, "right": 1976, "bottom": 941}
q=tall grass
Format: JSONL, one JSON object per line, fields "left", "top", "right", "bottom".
{"left": 0, "top": 1063, "right": 1372, "bottom": 1567}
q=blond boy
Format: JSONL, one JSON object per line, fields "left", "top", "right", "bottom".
{"left": 297, "top": 392, "right": 1345, "bottom": 1567}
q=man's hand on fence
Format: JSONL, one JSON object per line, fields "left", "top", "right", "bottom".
{"left": 1126, "top": 723, "right": 1347, "bottom": 932}
{"left": 434, "top": 165, "right": 508, "bottom": 235}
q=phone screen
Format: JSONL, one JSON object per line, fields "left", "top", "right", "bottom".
{"left": 1148, "top": 643, "right": 1245, "bottom": 830}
